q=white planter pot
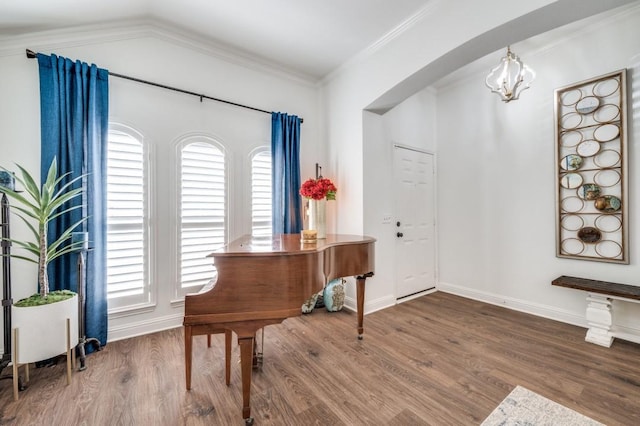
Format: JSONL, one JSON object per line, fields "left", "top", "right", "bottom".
{"left": 12, "top": 294, "right": 79, "bottom": 364}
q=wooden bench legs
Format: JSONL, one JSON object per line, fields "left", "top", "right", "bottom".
{"left": 204, "top": 331, "right": 231, "bottom": 384}
{"left": 184, "top": 326, "right": 232, "bottom": 390}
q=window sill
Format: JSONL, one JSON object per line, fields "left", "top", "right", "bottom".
{"left": 170, "top": 298, "right": 185, "bottom": 309}
{"left": 108, "top": 302, "right": 157, "bottom": 319}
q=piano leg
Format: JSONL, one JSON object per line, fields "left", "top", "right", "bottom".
{"left": 252, "top": 329, "right": 264, "bottom": 369}
{"left": 356, "top": 273, "right": 374, "bottom": 340}
{"left": 356, "top": 277, "right": 365, "bottom": 340}
{"left": 184, "top": 325, "right": 193, "bottom": 390}
{"left": 238, "top": 334, "right": 255, "bottom": 425}
{"left": 225, "top": 329, "right": 232, "bottom": 386}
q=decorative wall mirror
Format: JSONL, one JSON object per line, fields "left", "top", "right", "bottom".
{"left": 554, "top": 69, "right": 628, "bottom": 264}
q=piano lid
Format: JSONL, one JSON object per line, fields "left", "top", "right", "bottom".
{"left": 207, "top": 233, "right": 376, "bottom": 257}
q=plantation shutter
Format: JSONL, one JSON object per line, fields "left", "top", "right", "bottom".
{"left": 179, "top": 141, "right": 225, "bottom": 289}
{"left": 251, "top": 150, "right": 272, "bottom": 236}
{"left": 106, "top": 129, "right": 148, "bottom": 306}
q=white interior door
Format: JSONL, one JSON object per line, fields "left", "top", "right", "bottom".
{"left": 394, "top": 145, "right": 436, "bottom": 300}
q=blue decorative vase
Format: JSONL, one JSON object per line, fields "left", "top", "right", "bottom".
{"left": 324, "top": 278, "right": 345, "bottom": 312}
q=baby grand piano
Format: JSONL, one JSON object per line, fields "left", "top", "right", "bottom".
{"left": 183, "top": 233, "right": 375, "bottom": 425}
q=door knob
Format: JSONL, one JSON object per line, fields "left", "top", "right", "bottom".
{"left": 396, "top": 232, "right": 404, "bottom": 238}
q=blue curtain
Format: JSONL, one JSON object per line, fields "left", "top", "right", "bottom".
{"left": 37, "top": 53, "right": 109, "bottom": 350}
{"left": 271, "top": 112, "right": 303, "bottom": 234}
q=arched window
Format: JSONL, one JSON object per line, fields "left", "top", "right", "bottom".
{"left": 177, "top": 138, "right": 226, "bottom": 295}
{"left": 250, "top": 148, "right": 272, "bottom": 236}
{"left": 106, "top": 124, "right": 151, "bottom": 310}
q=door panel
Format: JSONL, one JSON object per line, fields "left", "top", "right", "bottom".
{"left": 394, "top": 146, "right": 435, "bottom": 299}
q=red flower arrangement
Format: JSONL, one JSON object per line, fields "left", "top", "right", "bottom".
{"left": 299, "top": 177, "right": 337, "bottom": 201}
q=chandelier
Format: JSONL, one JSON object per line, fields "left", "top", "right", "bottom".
{"left": 485, "top": 46, "right": 535, "bottom": 102}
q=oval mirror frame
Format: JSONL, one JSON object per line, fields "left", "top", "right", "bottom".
{"left": 593, "top": 104, "right": 620, "bottom": 123}
{"left": 593, "top": 78, "right": 619, "bottom": 97}
{"left": 561, "top": 89, "right": 583, "bottom": 106}
{"left": 575, "top": 96, "right": 600, "bottom": 114}
{"left": 577, "top": 226, "right": 602, "bottom": 243}
{"left": 576, "top": 139, "right": 600, "bottom": 157}
{"left": 593, "top": 123, "right": 620, "bottom": 142}
{"left": 560, "top": 172, "right": 583, "bottom": 189}
{"left": 594, "top": 195, "right": 622, "bottom": 213}
{"left": 577, "top": 183, "right": 601, "bottom": 200}
{"left": 593, "top": 149, "right": 621, "bottom": 168}
{"left": 559, "top": 154, "right": 583, "bottom": 171}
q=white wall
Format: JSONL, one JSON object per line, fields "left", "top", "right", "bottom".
{"left": 322, "top": 0, "right": 637, "bottom": 322}
{"left": 323, "top": 0, "right": 558, "bottom": 240}
{"left": 0, "top": 23, "right": 320, "bottom": 348}
{"left": 325, "top": 0, "right": 640, "bottom": 315}
{"left": 435, "top": 7, "right": 640, "bottom": 332}
{"left": 325, "top": 0, "right": 562, "bottom": 315}
{"left": 359, "top": 89, "right": 438, "bottom": 312}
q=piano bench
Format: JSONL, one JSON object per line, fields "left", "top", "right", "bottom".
{"left": 185, "top": 325, "right": 232, "bottom": 389}
{"left": 184, "top": 276, "right": 232, "bottom": 388}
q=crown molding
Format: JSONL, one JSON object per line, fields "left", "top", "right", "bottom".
{"left": 0, "top": 18, "right": 318, "bottom": 88}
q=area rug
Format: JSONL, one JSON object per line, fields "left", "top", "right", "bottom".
{"left": 481, "top": 385, "right": 604, "bottom": 425}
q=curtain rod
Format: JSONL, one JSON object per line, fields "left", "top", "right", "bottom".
{"left": 25, "top": 49, "right": 303, "bottom": 123}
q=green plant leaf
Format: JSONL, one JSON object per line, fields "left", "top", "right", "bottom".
{"left": 0, "top": 190, "right": 39, "bottom": 216}
{"left": 47, "top": 217, "right": 88, "bottom": 261}
{"left": 14, "top": 163, "right": 42, "bottom": 205}
{"left": 8, "top": 203, "right": 39, "bottom": 221}
{"left": 45, "top": 190, "right": 83, "bottom": 216}
{"left": 47, "top": 203, "right": 83, "bottom": 224}
{"left": 0, "top": 252, "right": 38, "bottom": 263}
{"left": 1, "top": 157, "right": 89, "bottom": 297}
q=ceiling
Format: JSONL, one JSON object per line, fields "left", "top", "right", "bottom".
{"left": 0, "top": 0, "right": 433, "bottom": 81}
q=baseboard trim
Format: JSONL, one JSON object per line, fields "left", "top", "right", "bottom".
{"left": 107, "top": 313, "right": 183, "bottom": 343}
{"left": 344, "top": 294, "right": 396, "bottom": 315}
{"left": 436, "top": 281, "right": 588, "bottom": 329}
{"left": 106, "top": 293, "right": 397, "bottom": 344}
{"left": 107, "top": 283, "right": 638, "bottom": 345}
{"left": 611, "top": 326, "right": 640, "bottom": 345}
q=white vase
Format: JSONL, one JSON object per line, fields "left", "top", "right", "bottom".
{"left": 308, "top": 198, "right": 326, "bottom": 238}
{"left": 12, "top": 294, "right": 79, "bottom": 364}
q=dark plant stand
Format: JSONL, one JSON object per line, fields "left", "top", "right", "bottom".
{"left": 76, "top": 249, "right": 101, "bottom": 371}
{"left": 0, "top": 193, "right": 24, "bottom": 391}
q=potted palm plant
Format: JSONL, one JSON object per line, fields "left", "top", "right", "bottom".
{"left": 0, "top": 158, "right": 86, "bottom": 370}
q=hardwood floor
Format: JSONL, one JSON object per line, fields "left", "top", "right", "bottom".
{"left": 1, "top": 292, "right": 639, "bottom": 425}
